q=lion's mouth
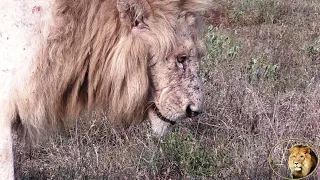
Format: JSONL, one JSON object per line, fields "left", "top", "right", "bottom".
{"left": 294, "top": 167, "right": 302, "bottom": 171}
{"left": 152, "top": 104, "right": 176, "bottom": 125}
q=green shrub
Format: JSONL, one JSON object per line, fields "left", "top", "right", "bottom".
{"left": 158, "top": 132, "right": 216, "bottom": 177}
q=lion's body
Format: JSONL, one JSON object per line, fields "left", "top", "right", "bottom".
{"left": 0, "top": 0, "right": 209, "bottom": 178}
{"left": 288, "top": 145, "right": 318, "bottom": 178}
{"left": 0, "top": 1, "right": 52, "bottom": 178}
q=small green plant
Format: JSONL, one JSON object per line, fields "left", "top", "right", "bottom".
{"left": 256, "top": 0, "right": 280, "bottom": 24}
{"left": 205, "top": 26, "right": 228, "bottom": 60}
{"left": 305, "top": 37, "right": 320, "bottom": 59}
{"left": 248, "top": 57, "right": 279, "bottom": 84}
{"left": 228, "top": 38, "right": 240, "bottom": 58}
{"left": 158, "top": 132, "right": 216, "bottom": 177}
{"left": 205, "top": 26, "right": 240, "bottom": 61}
{"left": 202, "top": 26, "right": 240, "bottom": 81}
{"left": 232, "top": 10, "right": 245, "bottom": 22}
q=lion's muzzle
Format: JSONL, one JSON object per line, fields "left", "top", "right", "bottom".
{"left": 185, "top": 104, "right": 202, "bottom": 118}
{"left": 293, "top": 162, "right": 302, "bottom": 171}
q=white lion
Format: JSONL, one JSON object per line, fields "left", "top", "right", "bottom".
{"left": 0, "top": 0, "right": 209, "bottom": 178}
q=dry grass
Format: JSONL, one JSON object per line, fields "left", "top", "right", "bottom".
{"left": 14, "top": 0, "right": 320, "bottom": 179}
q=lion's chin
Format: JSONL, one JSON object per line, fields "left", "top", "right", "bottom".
{"left": 150, "top": 116, "right": 174, "bottom": 137}
{"left": 148, "top": 110, "right": 174, "bottom": 137}
{"left": 294, "top": 167, "right": 302, "bottom": 171}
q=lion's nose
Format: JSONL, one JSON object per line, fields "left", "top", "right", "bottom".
{"left": 186, "top": 105, "right": 202, "bottom": 118}
{"left": 295, "top": 162, "right": 298, "bottom": 165}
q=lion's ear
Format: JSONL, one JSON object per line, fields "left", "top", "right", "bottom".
{"left": 305, "top": 147, "right": 311, "bottom": 154}
{"left": 289, "top": 147, "right": 295, "bottom": 154}
{"left": 117, "top": 0, "right": 151, "bottom": 28}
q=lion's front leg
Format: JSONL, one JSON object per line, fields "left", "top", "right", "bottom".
{"left": 0, "top": 119, "right": 14, "bottom": 180}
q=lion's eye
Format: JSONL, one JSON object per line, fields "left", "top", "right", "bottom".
{"left": 177, "top": 56, "right": 187, "bottom": 63}
{"left": 176, "top": 56, "right": 187, "bottom": 69}
{"left": 134, "top": 19, "right": 139, "bottom": 27}
{"left": 133, "top": 16, "right": 147, "bottom": 29}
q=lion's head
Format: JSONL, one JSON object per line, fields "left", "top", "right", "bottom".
{"left": 288, "top": 145, "right": 317, "bottom": 178}
{"left": 147, "top": 11, "right": 206, "bottom": 135}
{"left": 115, "top": 0, "right": 209, "bottom": 135}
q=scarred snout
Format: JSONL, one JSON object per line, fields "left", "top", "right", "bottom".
{"left": 184, "top": 83, "right": 204, "bottom": 118}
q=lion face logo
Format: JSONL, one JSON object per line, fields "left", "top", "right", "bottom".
{"left": 288, "top": 145, "right": 318, "bottom": 179}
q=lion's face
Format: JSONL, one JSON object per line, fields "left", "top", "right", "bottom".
{"left": 147, "top": 13, "right": 205, "bottom": 136}
{"left": 288, "top": 146, "right": 315, "bottom": 178}
{"left": 114, "top": 0, "right": 209, "bottom": 135}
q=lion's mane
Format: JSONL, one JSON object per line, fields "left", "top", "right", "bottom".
{"left": 13, "top": 0, "right": 210, "bottom": 141}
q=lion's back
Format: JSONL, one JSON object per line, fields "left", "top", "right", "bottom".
{"left": 0, "top": 0, "right": 53, "bottom": 119}
{"left": 0, "top": 0, "right": 52, "bottom": 72}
